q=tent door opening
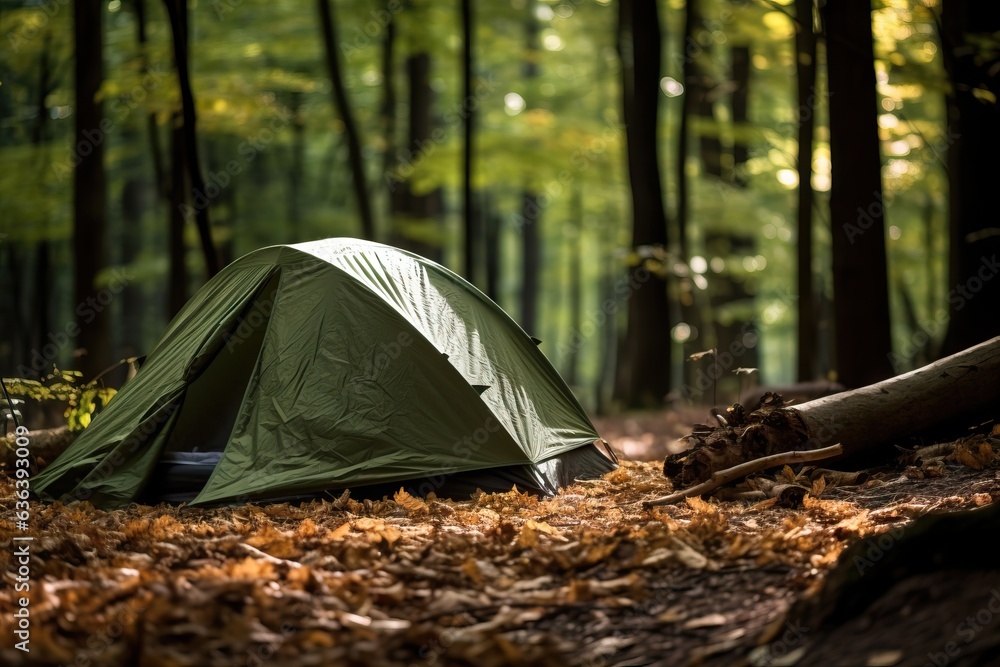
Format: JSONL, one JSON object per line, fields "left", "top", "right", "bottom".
{"left": 141, "top": 273, "right": 278, "bottom": 503}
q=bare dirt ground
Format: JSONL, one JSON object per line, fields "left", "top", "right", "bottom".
{"left": 1, "top": 413, "right": 998, "bottom": 666}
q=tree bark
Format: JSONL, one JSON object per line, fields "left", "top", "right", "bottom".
{"left": 520, "top": 0, "right": 541, "bottom": 335}
{"left": 32, "top": 31, "right": 53, "bottom": 374}
{"left": 317, "top": 0, "right": 375, "bottom": 241}
{"left": 381, "top": 18, "right": 396, "bottom": 218}
{"left": 821, "top": 1, "right": 893, "bottom": 387}
{"left": 664, "top": 336, "right": 1000, "bottom": 488}
{"left": 73, "top": 0, "right": 111, "bottom": 380}
{"left": 287, "top": 92, "right": 305, "bottom": 235}
{"left": 163, "top": 0, "right": 220, "bottom": 277}
{"left": 793, "top": 334, "right": 1000, "bottom": 456}
{"left": 520, "top": 193, "right": 540, "bottom": 335}
{"left": 483, "top": 191, "right": 500, "bottom": 302}
{"left": 795, "top": 0, "right": 818, "bottom": 382}
{"left": 615, "top": 0, "right": 672, "bottom": 407}
{"left": 730, "top": 45, "right": 750, "bottom": 186}
{"left": 940, "top": 2, "right": 1000, "bottom": 355}
{"left": 167, "top": 114, "right": 188, "bottom": 318}
{"left": 389, "top": 52, "right": 444, "bottom": 262}
{"left": 563, "top": 185, "right": 584, "bottom": 386}
{"left": 461, "top": 0, "right": 475, "bottom": 281}
{"left": 677, "top": 0, "right": 698, "bottom": 260}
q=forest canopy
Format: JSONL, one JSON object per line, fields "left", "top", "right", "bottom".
{"left": 1, "top": 0, "right": 997, "bottom": 412}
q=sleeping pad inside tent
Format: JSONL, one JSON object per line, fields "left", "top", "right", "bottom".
{"left": 33, "top": 238, "right": 617, "bottom": 507}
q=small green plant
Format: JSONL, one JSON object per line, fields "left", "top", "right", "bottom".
{"left": 2, "top": 367, "right": 117, "bottom": 431}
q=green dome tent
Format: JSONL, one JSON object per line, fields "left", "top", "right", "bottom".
{"left": 34, "top": 239, "right": 616, "bottom": 507}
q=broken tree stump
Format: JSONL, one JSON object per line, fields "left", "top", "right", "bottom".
{"left": 665, "top": 335, "right": 1000, "bottom": 488}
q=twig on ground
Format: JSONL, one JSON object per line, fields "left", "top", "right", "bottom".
{"left": 643, "top": 444, "right": 844, "bottom": 508}
{"left": 235, "top": 542, "right": 303, "bottom": 568}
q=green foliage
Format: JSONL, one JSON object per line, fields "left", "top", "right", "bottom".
{"left": 0, "top": 0, "right": 958, "bottom": 406}
{"left": 3, "top": 369, "right": 117, "bottom": 432}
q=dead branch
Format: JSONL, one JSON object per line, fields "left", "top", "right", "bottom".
{"left": 644, "top": 444, "right": 843, "bottom": 508}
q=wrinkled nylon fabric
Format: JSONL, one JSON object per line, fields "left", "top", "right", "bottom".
{"left": 292, "top": 240, "right": 598, "bottom": 461}
{"left": 196, "top": 253, "right": 529, "bottom": 504}
{"left": 33, "top": 240, "right": 606, "bottom": 507}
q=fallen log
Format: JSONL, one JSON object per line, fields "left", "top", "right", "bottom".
{"left": 664, "top": 335, "right": 1000, "bottom": 488}
{"left": 2, "top": 426, "right": 77, "bottom": 469}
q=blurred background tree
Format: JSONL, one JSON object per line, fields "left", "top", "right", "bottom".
{"left": 1, "top": 0, "right": 995, "bottom": 414}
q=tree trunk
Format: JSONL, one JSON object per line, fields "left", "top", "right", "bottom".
{"left": 664, "top": 336, "right": 1000, "bottom": 488}
{"left": 520, "top": 193, "right": 541, "bottom": 335}
{"left": 168, "top": 114, "right": 188, "bottom": 318}
{"left": 5, "top": 246, "right": 28, "bottom": 374}
{"left": 795, "top": 0, "right": 818, "bottom": 381}
{"left": 821, "top": 0, "right": 893, "bottom": 387}
{"left": 121, "top": 0, "right": 157, "bottom": 357}
{"left": 730, "top": 45, "right": 750, "bottom": 186}
{"left": 389, "top": 52, "right": 444, "bottom": 262}
{"left": 135, "top": 0, "right": 164, "bottom": 193}
{"left": 940, "top": 2, "right": 1000, "bottom": 355}
{"left": 483, "top": 191, "right": 500, "bottom": 302}
{"left": 73, "top": 0, "right": 110, "bottom": 380}
{"left": 563, "top": 185, "right": 584, "bottom": 387}
{"left": 615, "top": 0, "right": 672, "bottom": 407}
{"left": 318, "top": 0, "right": 375, "bottom": 241}
{"left": 120, "top": 178, "right": 146, "bottom": 357}
{"left": 461, "top": 0, "right": 475, "bottom": 281}
{"left": 381, "top": 19, "right": 396, "bottom": 217}
{"left": 163, "top": 0, "right": 220, "bottom": 277}
{"left": 520, "top": 1, "right": 541, "bottom": 334}
{"left": 677, "top": 0, "right": 697, "bottom": 260}
{"left": 32, "top": 31, "right": 53, "bottom": 373}
{"left": 287, "top": 92, "right": 305, "bottom": 236}
{"left": 674, "top": 0, "right": 710, "bottom": 382}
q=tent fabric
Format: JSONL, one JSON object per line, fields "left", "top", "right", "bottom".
{"left": 33, "top": 239, "right": 616, "bottom": 507}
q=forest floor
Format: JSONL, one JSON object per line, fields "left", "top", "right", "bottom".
{"left": 1, "top": 414, "right": 999, "bottom": 667}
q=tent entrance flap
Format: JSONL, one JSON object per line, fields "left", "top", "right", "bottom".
{"left": 141, "top": 275, "right": 277, "bottom": 502}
